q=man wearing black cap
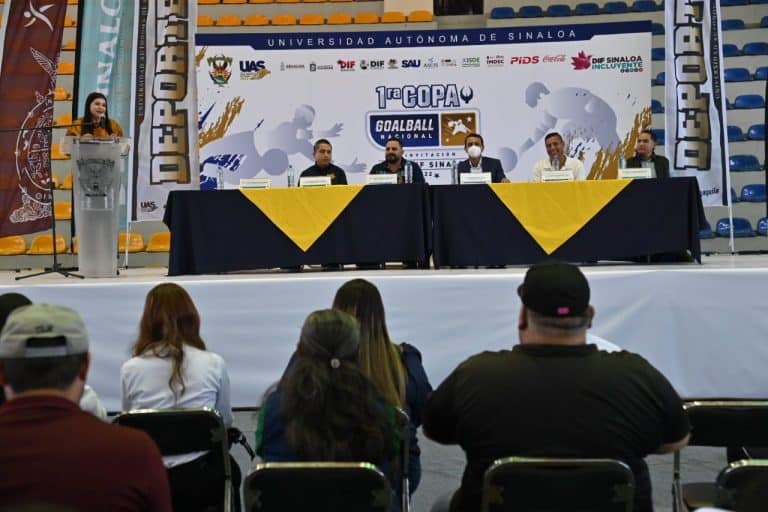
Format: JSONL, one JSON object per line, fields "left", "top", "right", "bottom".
{"left": 423, "top": 261, "right": 690, "bottom": 512}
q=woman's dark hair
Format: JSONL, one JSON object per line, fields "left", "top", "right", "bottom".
{"left": 278, "top": 309, "right": 394, "bottom": 463}
{"left": 131, "top": 283, "right": 206, "bottom": 399}
{"left": 81, "top": 92, "right": 114, "bottom": 136}
{"left": 332, "top": 279, "right": 405, "bottom": 409}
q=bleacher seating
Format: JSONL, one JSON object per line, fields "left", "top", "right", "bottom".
{"left": 731, "top": 187, "right": 740, "bottom": 203}
{"left": 381, "top": 11, "right": 406, "bottom": 23}
{"left": 757, "top": 218, "right": 768, "bottom": 236}
{"left": 408, "top": 10, "right": 433, "bottom": 22}
{"left": 603, "top": 1, "right": 629, "bottom": 13}
{"left": 699, "top": 220, "right": 715, "bottom": 240}
{"left": 27, "top": 234, "right": 68, "bottom": 255}
{"left": 575, "top": 2, "right": 601, "bottom": 14}
{"left": 724, "top": 67, "right": 753, "bottom": 82}
{"left": 755, "top": 67, "right": 768, "bottom": 80}
{"left": 518, "top": 5, "right": 544, "bottom": 17}
{"left": 747, "top": 124, "right": 765, "bottom": 140}
{"left": 727, "top": 125, "right": 746, "bottom": 142}
{"left": 146, "top": 232, "right": 171, "bottom": 253}
{"left": 651, "top": 47, "right": 665, "bottom": 61}
{"left": 722, "top": 43, "right": 741, "bottom": 57}
{"left": 0, "top": 236, "right": 26, "bottom": 256}
{"left": 655, "top": 71, "right": 665, "bottom": 85}
{"left": 651, "top": 128, "right": 665, "bottom": 145}
{"left": 299, "top": 13, "right": 324, "bottom": 25}
{"left": 244, "top": 14, "right": 269, "bottom": 25}
{"left": 60, "top": 174, "right": 73, "bottom": 190}
{"left": 730, "top": 154, "right": 762, "bottom": 172}
{"left": 651, "top": 99, "right": 664, "bottom": 113}
{"left": 53, "top": 201, "right": 72, "bottom": 221}
{"left": 328, "top": 12, "right": 353, "bottom": 24}
{"left": 490, "top": 7, "right": 515, "bottom": 19}
{"left": 742, "top": 41, "right": 768, "bottom": 55}
{"left": 632, "top": 0, "right": 657, "bottom": 11}
{"left": 716, "top": 217, "right": 755, "bottom": 237}
{"left": 733, "top": 94, "right": 766, "bottom": 109}
{"left": 740, "top": 184, "right": 767, "bottom": 202}
{"left": 546, "top": 5, "right": 573, "bottom": 16}
{"left": 651, "top": 22, "right": 664, "bottom": 35}
{"left": 761, "top": 15, "right": 768, "bottom": 27}
{"left": 722, "top": 19, "right": 747, "bottom": 30}
{"left": 272, "top": 14, "right": 297, "bottom": 25}
{"left": 118, "top": 232, "right": 146, "bottom": 253}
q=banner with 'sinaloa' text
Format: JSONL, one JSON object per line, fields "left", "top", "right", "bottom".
{"left": 0, "top": 0, "right": 67, "bottom": 236}
{"left": 196, "top": 23, "right": 652, "bottom": 189}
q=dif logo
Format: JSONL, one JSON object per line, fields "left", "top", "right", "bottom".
{"left": 239, "top": 60, "right": 265, "bottom": 72}
{"left": 510, "top": 56, "right": 540, "bottom": 65}
{"left": 337, "top": 60, "right": 356, "bottom": 70}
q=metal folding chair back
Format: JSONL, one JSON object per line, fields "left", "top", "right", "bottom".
{"left": 243, "top": 462, "right": 391, "bottom": 512}
{"left": 482, "top": 457, "right": 635, "bottom": 512}
{"left": 716, "top": 460, "right": 768, "bottom": 512}
{"left": 114, "top": 408, "right": 232, "bottom": 511}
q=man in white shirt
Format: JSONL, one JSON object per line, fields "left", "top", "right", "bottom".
{"left": 530, "top": 132, "right": 586, "bottom": 182}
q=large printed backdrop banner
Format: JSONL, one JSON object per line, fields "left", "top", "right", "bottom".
{"left": 196, "top": 23, "right": 651, "bottom": 188}
{"left": 664, "top": 1, "right": 730, "bottom": 206}
{"left": 0, "top": 0, "right": 67, "bottom": 236}
{"left": 133, "top": 0, "right": 199, "bottom": 221}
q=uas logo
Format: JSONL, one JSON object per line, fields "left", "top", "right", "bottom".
{"left": 571, "top": 51, "right": 592, "bottom": 70}
{"left": 207, "top": 54, "right": 233, "bottom": 85}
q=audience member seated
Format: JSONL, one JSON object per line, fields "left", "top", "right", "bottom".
{"left": 256, "top": 309, "right": 398, "bottom": 495}
{"left": 333, "top": 279, "right": 433, "bottom": 496}
{"left": 0, "top": 292, "right": 107, "bottom": 420}
{"left": 0, "top": 304, "right": 172, "bottom": 511}
{"left": 121, "top": 283, "right": 241, "bottom": 512}
{"left": 423, "top": 261, "right": 690, "bottom": 512}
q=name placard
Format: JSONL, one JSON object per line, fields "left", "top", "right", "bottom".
{"left": 460, "top": 172, "right": 492, "bottom": 185}
{"left": 366, "top": 174, "right": 398, "bottom": 185}
{"left": 239, "top": 178, "right": 271, "bottom": 189}
{"left": 542, "top": 170, "right": 574, "bottom": 182}
{"left": 299, "top": 176, "right": 332, "bottom": 188}
{"left": 618, "top": 167, "right": 652, "bottom": 179}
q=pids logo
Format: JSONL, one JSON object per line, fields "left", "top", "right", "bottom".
{"left": 509, "top": 56, "right": 540, "bottom": 65}
{"left": 337, "top": 60, "right": 356, "bottom": 71}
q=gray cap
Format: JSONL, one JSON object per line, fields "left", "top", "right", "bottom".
{"left": 0, "top": 304, "right": 89, "bottom": 359}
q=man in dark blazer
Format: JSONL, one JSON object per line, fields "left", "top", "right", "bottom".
{"left": 457, "top": 133, "right": 509, "bottom": 183}
{"left": 625, "top": 129, "right": 670, "bottom": 179}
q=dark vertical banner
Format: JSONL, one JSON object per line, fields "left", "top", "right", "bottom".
{"left": 0, "top": 0, "right": 68, "bottom": 235}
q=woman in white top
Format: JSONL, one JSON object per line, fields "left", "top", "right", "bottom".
{"left": 121, "top": 283, "right": 240, "bottom": 512}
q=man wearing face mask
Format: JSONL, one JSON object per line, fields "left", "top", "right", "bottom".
{"left": 369, "top": 137, "right": 425, "bottom": 184}
{"left": 530, "top": 132, "right": 585, "bottom": 182}
{"left": 625, "top": 129, "right": 670, "bottom": 179}
{"left": 457, "top": 133, "right": 509, "bottom": 183}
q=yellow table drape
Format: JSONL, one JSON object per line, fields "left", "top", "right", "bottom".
{"left": 240, "top": 186, "right": 364, "bottom": 251}
{"left": 489, "top": 180, "right": 631, "bottom": 254}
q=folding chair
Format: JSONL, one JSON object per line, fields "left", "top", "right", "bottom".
{"left": 672, "top": 400, "right": 768, "bottom": 511}
{"left": 482, "top": 457, "right": 635, "bottom": 512}
{"left": 114, "top": 408, "right": 233, "bottom": 512}
{"left": 715, "top": 460, "right": 768, "bottom": 512}
{"left": 243, "top": 462, "right": 391, "bottom": 511}
{"left": 393, "top": 408, "right": 411, "bottom": 512}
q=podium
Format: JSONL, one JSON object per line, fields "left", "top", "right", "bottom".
{"left": 62, "top": 137, "right": 130, "bottom": 277}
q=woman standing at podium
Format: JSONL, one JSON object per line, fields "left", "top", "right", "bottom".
{"left": 66, "top": 91, "right": 123, "bottom": 138}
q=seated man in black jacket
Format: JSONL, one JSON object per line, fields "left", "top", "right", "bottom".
{"left": 625, "top": 129, "right": 670, "bottom": 179}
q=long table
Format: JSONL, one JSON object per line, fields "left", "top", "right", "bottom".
{"left": 164, "top": 185, "right": 432, "bottom": 275}
{"left": 430, "top": 178, "right": 705, "bottom": 267}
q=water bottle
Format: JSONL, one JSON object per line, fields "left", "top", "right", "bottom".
{"left": 287, "top": 164, "right": 295, "bottom": 188}
{"left": 405, "top": 160, "right": 413, "bottom": 184}
{"left": 451, "top": 161, "right": 458, "bottom": 185}
{"left": 619, "top": 154, "right": 627, "bottom": 170}
{"left": 551, "top": 156, "right": 561, "bottom": 173}
{"left": 216, "top": 165, "right": 225, "bottom": 190}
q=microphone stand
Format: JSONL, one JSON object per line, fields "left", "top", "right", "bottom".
{"left": 7, "top": 121, "right": 96, "bottom": 280}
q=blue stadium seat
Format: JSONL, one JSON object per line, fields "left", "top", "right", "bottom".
{"left": 632, "top": 0, "right": 658, "bottom": 10}
{"left": 651, "top": 22, "right": 665, "bottom": 35}
{"left": 762, "top": 16, "right": 768, "bottom": 27}
{"left": 699, "top": 219, "right": 715, "bottom": 240}
{"left": 518, "top": 5, "right": 544, "bottom": 17}
{"left": 726, "top": 98, "right": 733, "bottom": 110}
{"left": 651, "top": 48, "right": 665, "bottom": 61}
{"left": 490, "top": 7, "right": 515, "bottom": 18}
{"left": 651, "top": 129, "right": 664, "bottom": 145}
{"left": 731, "top": 188, "right": 740, "bottom": 203}
{"left": 724, "top": 67, "right": 753, "bottom": 82}
{"left": 755, "top": 67, "right": 768, "bottom": 80}
{"left": 721, "top": 19, "right": 746, "bottom": 30}
{"left": 752, "top": 0, "right": 768, "bottom": 4}
{"left": 655, "top": 71, "right": 665, "bottom": 85}
{"left": 575, "top": 2, "right": 601, "bottom": 14}
{"left": 727, "top": 125, "right": 746, "bottom": 142}
{"left": 740, "top": 184, "right": 766, "bottom": 202}
{"left": 742, "top": 42, "right": 768, "bottom": 55}
{"left": 716, "top": 217, "right": 754, "bottom": 237}
{"left": 757, "top": 218, "right": 768, "bottom": 237}
{"left": 747, "top": 124, "right": 765, "bottom": 141}
{"left": 651, "top": 99, "right": 664, "bottom": 113}
{"left": 604, "top": 2, "right": 629, "bottom": 13}
{"left": 733, "top": 94, "right": 766, "bottom": 109}
{"left": 721, "top": 0, "right": 748, "bottom": 5}
{"left": 721, "top": 43, "right": 741, "bottom": 57}
{"left": 729, "top": 154, "right": 762, "bottom": 172}
{"left": 546, "top": 4, "right": 572, "bottom": 16}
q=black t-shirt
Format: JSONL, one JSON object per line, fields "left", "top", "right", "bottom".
{"left": 299, "top": 163, "right": 347, "bottom": 185}
{"left": 423, "top": 344, "right": 690, "bottom": 512}
{"left": 370, "top": 159, "right": 425, "bottom": 184}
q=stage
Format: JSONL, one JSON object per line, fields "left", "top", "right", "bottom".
{"left": 3, "top": 255, "right": 766, "bottom": 410}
